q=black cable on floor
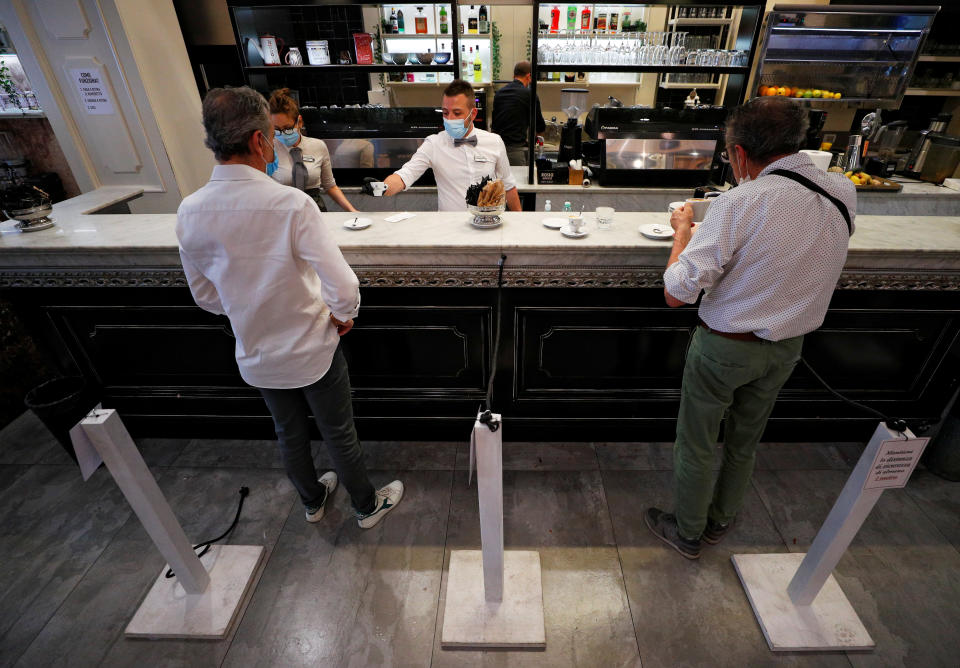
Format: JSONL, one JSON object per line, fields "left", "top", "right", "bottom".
{"left": 800, "top": 357, "right": 907, "bottom": 435}
{"left": 165, "top": 486, "right": 249, "bottom": 579}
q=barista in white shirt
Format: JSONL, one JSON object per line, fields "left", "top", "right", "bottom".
{"left": 267, "top": 88, "right": 358, "bottom": 213}
{"left": 177, "top": 86, "right": 402, "bottom": 529}
{"left": 362, "top": 79, "right": 521, "bottom": 212}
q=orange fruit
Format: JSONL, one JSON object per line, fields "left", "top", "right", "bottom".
{"left": 758, "top": 85, "right": 769, "bottom": 96}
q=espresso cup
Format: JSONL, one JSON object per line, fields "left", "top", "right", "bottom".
{"left": 684, "top": 197, "right": 712, "bottom": 222}
{"left": 568, "top": 215, "right": 585, "bottom": 234}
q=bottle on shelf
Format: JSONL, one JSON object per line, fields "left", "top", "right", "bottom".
{"left": 544, "top": 199, "right": 552, "bottom": 212}
{"left": 566, "top": 6, "right": 577, "bottom": 31}
{"left": 424, "top": 49, "right": 436, "bottom": 81}
{"left": 580, "top": 6, "right": 591, "bottom": 30}
{"left": 478, "top": 5, "right": 489, "bottom": 34}
{"left": 596, "top": 13, "right": 607, "bottom": 31}
{"left": 468, "top": 5, "right": 478, "bottom": 34}
{"left": 473, "top": 47, "right": 482, "bottom": 82}
{"left": 439, "top": 5, "right": 449, "bottom": 34}
{"left": 622, "top": 10, "right": 631, "bottom": 31}
{"left": 389, "top": 7, "right": 398, "bottom": 33}
{"left": 609, "top": 12, "right": 618, "bottom": 32}
{"left": 462, "top": 46, "right": 471, "bottom": 79}
{"left": 550, "top": 6, "right": 560, "bottom": 33}
{"left": 562, "top": 201, "right": 572, "bottom": 213}
{"left": 415, "top": 7, "right": 428, "bottom": 34}
{"left": 397, "top": 8, "right": 405, "bottom": 33}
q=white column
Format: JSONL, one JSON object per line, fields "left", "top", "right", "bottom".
{"left": 474, "top": 415, "right": 504, "bottom": 602}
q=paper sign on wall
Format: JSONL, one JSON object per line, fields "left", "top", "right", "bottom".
{"left": 863, "top": 437, "right": 929, "bottom": 490}
{"left": 70, "top": 67, "right": 115, "bottom": 115}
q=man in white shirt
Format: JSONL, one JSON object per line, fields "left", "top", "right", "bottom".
{"left": 177, "top": 86, "right": 403, "bottom": 528}
{"left": 646, "top": 97, "right": 855, "bottom": 559}
{"left": 362, "top": 79, "right": 521, "bottom": 212}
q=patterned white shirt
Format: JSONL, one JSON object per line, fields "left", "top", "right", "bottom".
{"left": 177, "top": 164, "right": 360, "bottom": 389}
{"left": 663, "top": 152, "right": 856, "bottom": 341}
{"left": 394, "top": 128, "right": 517, "bottom": 211}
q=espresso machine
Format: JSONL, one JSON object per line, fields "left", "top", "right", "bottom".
{"left": 558, "top": 88, "right": 588, "bottom": 163}
{"left": 584, "top": 106, "right": 727, "bottom": 186}
{"left": 903, "top": 113, "right": 952, "bottom": 177}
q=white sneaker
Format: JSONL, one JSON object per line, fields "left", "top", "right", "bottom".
{"left": 356, "top": 480, "right": 404, "bottom": 529}
{"left": 305, "top": 471, "right": 338, "bottom": 523}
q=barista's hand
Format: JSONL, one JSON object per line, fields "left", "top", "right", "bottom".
{"left": 670, "top": 204, "right": 695, "bottom": 232}
{"left": 361, "top": 177, "right": 387, "bottom": 197}
{"left": 329, "top": 314, "right": 354, "bottom": 336}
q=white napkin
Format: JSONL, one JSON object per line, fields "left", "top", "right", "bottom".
{"left": 384, "top": 212, "right": 415, "bottom": 222}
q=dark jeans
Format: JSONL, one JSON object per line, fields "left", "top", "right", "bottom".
{"left": 505, "top": 144, "right": 529, "bottom": 166}
{"left": 259, "top": 346, "right": 376, "bottom": 514}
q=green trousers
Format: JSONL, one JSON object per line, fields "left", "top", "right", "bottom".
{"left": 674, "top": 326, "right": 803, "bottom": 540}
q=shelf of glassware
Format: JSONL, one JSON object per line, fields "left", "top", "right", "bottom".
{"left": 659, "top": 81, "right": 720, "bottom": 89}
{"left": 244, "top": 65, "right": 455, "bottom": 73}
{"left": 536, "top": 65, "right": 749, "bottom": 74}
{"left": 381, "top": 33, "right": 483, "bottom": 39}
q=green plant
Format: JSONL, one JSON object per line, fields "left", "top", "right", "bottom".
{"left": 492, "top": 22, "right": 502, "bottom": 81}
{"left": 0, "top": 60, "right": 21, "bottom": 109}
{"left": 373, "top": 25, "right": 385, "bottom": 89}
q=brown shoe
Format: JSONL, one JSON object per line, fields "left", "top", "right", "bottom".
{"left": 701, "top": 518, "right": 732, "bottom": 545}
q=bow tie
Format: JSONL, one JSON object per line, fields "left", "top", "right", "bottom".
{"left": 454, "top": 135, "right": 478, "bottom": 147}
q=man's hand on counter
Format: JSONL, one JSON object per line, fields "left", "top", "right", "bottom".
{"left": 329, "top": 314, "right": 354, "bottom": 336}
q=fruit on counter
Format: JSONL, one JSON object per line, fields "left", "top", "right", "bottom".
{"left": 758, "top": 86, "right": 843, "bottom": 99}
{"left": 843, "top": 169, "right": 875, "bottom": 186}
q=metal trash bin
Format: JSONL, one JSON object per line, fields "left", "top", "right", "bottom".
{"left": 24, "top": 376, "right": 99, "bottom": 463}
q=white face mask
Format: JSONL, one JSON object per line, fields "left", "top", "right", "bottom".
{"left": 735, "top": 152, "right": 751, "bottom": 185}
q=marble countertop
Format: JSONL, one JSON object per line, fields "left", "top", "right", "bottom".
{"left": 2, "top": 207, "right": 959, "bottom": 274}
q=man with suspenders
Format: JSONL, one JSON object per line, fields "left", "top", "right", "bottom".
{"left": 648, "top": 97, "right": 856, "bottom": 559}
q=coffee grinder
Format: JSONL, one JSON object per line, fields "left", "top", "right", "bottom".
{"left": 558, "top": 88, "right": 588, "bottom": 164}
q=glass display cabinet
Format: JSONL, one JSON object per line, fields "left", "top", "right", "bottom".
{"left": 751, "top": 4, "right": 939, "bottom": 108}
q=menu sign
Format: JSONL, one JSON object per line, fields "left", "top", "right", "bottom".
{"left": 863, "top": 437, "right": 929, "bottom": 490}
{"left": 71, "top": 67, "right": 115, "bottom": 115}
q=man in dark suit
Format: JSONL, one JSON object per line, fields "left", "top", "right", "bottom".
{"left": 491, "top": 61, "right": 546, "bottom": 166}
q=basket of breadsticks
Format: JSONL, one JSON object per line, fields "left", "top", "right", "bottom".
{"left": 465, "top": 176, "right": 506, "bottom": 228}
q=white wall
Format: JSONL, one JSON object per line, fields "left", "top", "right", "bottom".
{"left": 0, "top": 0, "right": 213, "bottom": 212}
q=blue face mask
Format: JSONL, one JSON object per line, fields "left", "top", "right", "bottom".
{"left": 277, "top": 129, "right": 300, "bottom": 147}
{"left": 443, "top": 115, "right": 472, "bottom": 140}
{"left": 260, "top": 135, "right": 279, "bottom": 176}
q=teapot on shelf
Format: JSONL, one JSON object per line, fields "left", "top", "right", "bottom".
{"left": 247, "top": 34, "right": 284, "bottom": 66}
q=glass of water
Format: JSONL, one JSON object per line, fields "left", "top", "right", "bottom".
{"left": 596, "top": 206, "right": 614, "bottom": 230}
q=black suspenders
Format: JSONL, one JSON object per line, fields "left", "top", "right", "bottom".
{"left": 769, "top": 169, "right": 852, "bottom": 236}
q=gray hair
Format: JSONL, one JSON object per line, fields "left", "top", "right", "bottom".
{"left": 201, "top": 87, "right": 272, "bottom": 161}
{"left": 725, "top": 97, "right": 809, "bottom": 162}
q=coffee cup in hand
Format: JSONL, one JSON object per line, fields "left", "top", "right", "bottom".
{"left": 362, "top": 177, "right": 388, "bottom": 197}
{"left": 684, "top": 197, "right": 712, "bottom": 222}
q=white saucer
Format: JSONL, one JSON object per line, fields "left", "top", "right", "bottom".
{"left": 542, "top": 217, "right": 566, "bottom": 229}
{"left": 639, "top": 223, "right": 675, "bottom": 240}
{"left": 343, "top": 217, "right": 372, "bottom": 230}
{"left": 667, "top": 201, "right": 686, "bottom": 213}
{"left": 560, "top": 224, "right": 588, "bottom": 239}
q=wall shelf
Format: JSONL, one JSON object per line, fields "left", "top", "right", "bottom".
{"left": 536, "top": 65, "right": 749, "bottom": 74}
{"left": 904, "top": 88, "right": 960, "bottom": 96}
{"left": 243, "top": 64, "right": 456, "bottom": 73}
{"left": 916, "top": 55, "right": 960, "bottom": 62}
{"left": 668, "top": 18, "right": 733, "bottom": 27}
{"left": 659, "top": 82, "right": 720, "bottom": 89}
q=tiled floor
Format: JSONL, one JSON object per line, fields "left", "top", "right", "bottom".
{"left": 0, "top": 411, "right": 958, "bottom": 667}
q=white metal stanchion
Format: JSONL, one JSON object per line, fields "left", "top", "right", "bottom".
{"left": 440, "top": 412, "right": 546, "bottom": 649}
{"left": 732, "top": 422, "right": 929, "bottom": 651}
{"left": 71, "top": 409, "right": 264, "bottom": 639}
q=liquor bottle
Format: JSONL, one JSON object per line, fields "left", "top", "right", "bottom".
{"left": 550, "top": 6, "right": 560, "bottom": 33}
{"left": 397, "top": 8, "right": 405, "bottom": 33}
{"left": 473, "top": 48, "right": 482, "bottom": 82}
{"left": 609, "top": 12, "right": 618, "bottom": 32}
{"left": 596, "top": 13, "right": 607, "bottom": 31}
{"left": 621, "top": 11, "right": 631, "bottom": 31}
{"left": 566, "top": 6, "right": 576, "bottom": 31}
{"left": 389, "top": 7, "right": 398, "bottom": 33}
{"left": 468, "top": 5, "right": 478, "bottom": 33}
{"left": 415, "top": 7, "right": 427, "bottom": 34}
{"left": 478, "top": 5, "right": 489, "bottom": 34}
{"left": 462, "top": 46, "right": 471, "bottom": 79}
{"left": 439, "top": 6, "right": 448, "bottom": 34}
{"left": 580, "top": 6, "right": 591, "bottom": 30}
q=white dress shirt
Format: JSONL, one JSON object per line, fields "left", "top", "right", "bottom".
{"left": 271, "top": 135, "right": 337, "bottom": 191}
{"left": 177, "top": 164, "right": 360, "bottom": 389}
{"left": 664, "top": 152, "right": 856, "bottom": 341}
{"left": 394, "top": 128, "right": 517, "bottom": 211}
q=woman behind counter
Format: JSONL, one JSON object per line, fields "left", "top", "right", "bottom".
{"left": 268, "top": 88, "right": 358, "bottom": 213}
